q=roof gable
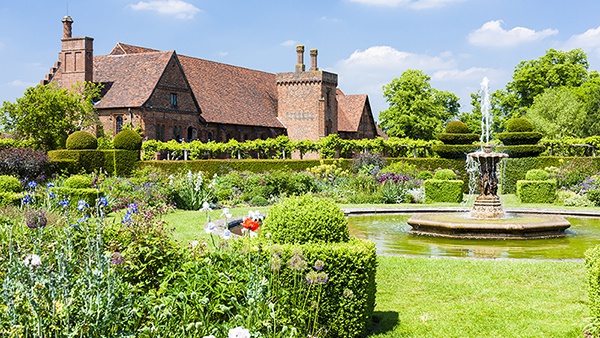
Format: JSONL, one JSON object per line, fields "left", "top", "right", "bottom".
{"left": 109, "top": 42, "right": 159, "bottom": 55}
{"left": 93, "top": 51, "right": 174, "bottom": 109}
{"left": 337, "top": 93, "right": 368, "bottom": 132}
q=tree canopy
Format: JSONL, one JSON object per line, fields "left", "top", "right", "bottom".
{"left": 379, "top": 69, "right": 460, "bottom": 140}
{"left": 0, "top": 82, "right": 102, "bottom": 150}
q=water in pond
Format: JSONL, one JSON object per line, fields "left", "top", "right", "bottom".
{"left": 347, "top": 214, "right": 600, "bottom": 259}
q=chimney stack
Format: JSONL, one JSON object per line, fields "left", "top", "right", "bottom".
{"left": 310, "top": 49, "right": 318, "bottom": 71}
{"left": 62, "top": 15, "right": 73, "bottom": 39}
{"left": 295, "top": 45, "right": 305, "bottom": 73}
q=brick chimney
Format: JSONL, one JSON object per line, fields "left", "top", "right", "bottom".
{"left": 310, "top": 49, "right": 318, "bottom": 71}
{"left": 62, "top": 15, "right": 73, "bottom": 39}
{"left": 57, "top": 16, "right": 94, "bottom": 88}
{"left": 295, "top": 45, "right": 305, "bottom": 73}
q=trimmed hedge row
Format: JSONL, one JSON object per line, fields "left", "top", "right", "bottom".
{"left": 496, "top": 145, "right": 546, "bottom": 158}
{"left": 48, "top": 149, "right": 139, "bottom": 176}
{"left": 424, "top": 179, "right": 464, "bottom": 203}
{"left": 516, "top": 180, "right": 557, "bottom": 203}
{"left": 431, "top": 144, "right": 480, "bottom": 159}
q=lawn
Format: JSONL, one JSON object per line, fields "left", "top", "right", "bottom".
{"left": 164, "top": 204, "right": 593, "bottom": 338}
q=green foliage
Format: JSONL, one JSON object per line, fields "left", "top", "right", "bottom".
{"left": 113, "top": 130, "right": 142, "bottom": 150}
{"left": 496, "top": 145, "right": 546, "bottom": 158}
{"left": 0, "top": 175, "right": 22, "bottom": 193}
{"left": 497, "top": 131, "right": 543, "bottom": 145}
{"left": 526, "top": 87, "right": 587, "bottom": 138}
{"left": 0, "top": 192, "right": 22, "bottom": 207}
{"left": 587, "top": 189, "right": 600, "bottom": 207}
{"left": 66, "top": 131, "right": 98, "bottom": 150}
{"left": 168, "top": 170, "right": 216, "bottom": 210}
{"left": 55, "top": 188, "right": 101, "bottom": 207}
{"left": 432, "top": 144, "right": 479, "bottom": 159}
{"left": 261, "top": 195, "right": 349, "bottom": 244}
{"left": 445, "top": 120, "right": 470, "bottom": 134}
{"left": 556, "top": 190, "right": 594, "bottom": 207}
{"left": 380, "top": 69, "right": 460, "bottom": 140}
{"left": 423, "top": 179, "right": 463, "bottom": 203}
{"left": 433, "top": 169, "right": 457, "bottom": 180}
{"left": 63, "top": 175, "right": 93, "bottom": 189}
{"left": 351, "top": 151, "right": 385, "bottom": 174}
{"left": 437, "top": 133, "right": 480, "bottom": 145}
{"left": 103, "top": 149, "right": 140, "bottom": 176}
{"left": 506, "top": 118, "right": 534, "bottom": 133}
{"left": 586, "top": 246, "right": 600, "bottom": 331}
{"left": 48, "top": 149, "right": 106, "bottom": 174}
{"left": 0, "top": 82, "right": 102, "bottom": 150}
{"left": 381, "top": 161, "right": 418, "bottom": 177}
{"left": 417, "top": 170, "right": 433, "bottom": 180}
{"left": 525, "top": 169, "right": 550, "bottom": 181}
{"left": 517, "top": 180, "right": 557, "bottom": 203}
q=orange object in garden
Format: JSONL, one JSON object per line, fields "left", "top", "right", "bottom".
{"left": 242, "top": 218, "right": 260, "bottom": 232}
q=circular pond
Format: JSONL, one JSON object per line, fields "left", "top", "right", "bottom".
{"left": 347, "top": 213, "right": 600, "bottom": 259}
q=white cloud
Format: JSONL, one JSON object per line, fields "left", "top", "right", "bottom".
{"left": 280, "top": 40, "right": 300, "bottom": 47}
{"left": 8, "top": 80, "right": 36, "bottom": 88}
{"left": 432, "top": 67, "right": 500, "bottom": 82}
{"left": 347, "top": 0, "right": 465, "bottom": 9}
{"left": 563, "top": 26, "right": 600, "bottom": 57}
{"left": 129, "top": 0, "right": 200, "bottom": 20}
{"left": 320, "top": 16, "right": 342, "bottom": 23}
{"left": 468, "top": 20, "right": 558, "bottom": 47}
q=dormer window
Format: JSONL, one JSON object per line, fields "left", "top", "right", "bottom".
{"left": 170, "top": 93, "right": 178, "bottom": 108}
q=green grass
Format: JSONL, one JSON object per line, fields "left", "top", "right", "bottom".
{"left": 370, "top": 256, "right": 588, "bottom": 338}
{"left": 164, "top": 206, "right": 593, "bottom": 337}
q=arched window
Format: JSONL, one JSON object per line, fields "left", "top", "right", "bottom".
{"left": 116, "top": 116, "right": 123, "bottom": 134}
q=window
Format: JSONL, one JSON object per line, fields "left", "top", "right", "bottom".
{"left": 207, "top": 132, "right": 213, "bottom": 142}
{"left": 170, "top": 93, "right": 178, "bottom": 108}
{"left": 116, "top": 116, "right": 123, "bottom": 134}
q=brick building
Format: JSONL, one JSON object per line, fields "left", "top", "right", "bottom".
{"left": 43, "top": 16, "right": 380, "bottom": 143}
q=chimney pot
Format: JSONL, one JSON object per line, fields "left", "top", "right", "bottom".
{"left": 62, "top": 15, "right": 73, "bottom": 39}
{"left": 295, "top": 45, "right": 305, "bottom": 73}
{"left": 310, "top": 49, "right": 318, "bottom": 71}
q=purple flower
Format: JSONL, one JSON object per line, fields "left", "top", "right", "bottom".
{"left": 58, "top": 199, "right": 69, "bottom": 208}
{"left": 25, "top": 210, "right": 47, "bottom": 229}
{"left": 97, "top": 196, "right": 108, "bottom": 208}
{"left": 317, "top": 272, "right": 329, "bottom": 284}
{"left": 77, "top": 200, "right": 89, "bottom": 211}
{"left": 128, "top": 203, "right": 139, "bottom": 213}
{"left": 46, "top": 182, "right": 54, "bottom": 188}
{"left": 22, "top": 195, "right": 32, "bottom": 205}
{"left": 27, "top": 181, "right": 38, "bottom": 189}
{"left": 111, "top": 252, "right": 124, "bottom": 265}
{"left": 314, "top": 260, "right": 325, "bottom": 271}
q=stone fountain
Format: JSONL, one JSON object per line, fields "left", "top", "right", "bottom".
{"left": 407, "top": 78, "right": 571, "bottom": 239}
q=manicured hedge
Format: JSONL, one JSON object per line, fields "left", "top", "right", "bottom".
{"left": 424, "top": 179, "right": 464, "bottom": 203}
{"left": 52, "top": 187, "right": 102, "bottom": 207}
{"left": 586, "top": 246, "right": 600, "bottom": 327}
{"left": 497, "top": 132, "right": 543, "bottom": 145}
{"left": 0, "top": 175, "right": 22, "bottom": 193}
{"left": 48, "top": 150, "right": 106, "bottom": 174}
{"left": 496, "top": 145, "right": 546, "bottom": 158}
{"left": 431, "top": 144, "right": 480, "bottom": 159}
{"left": 516, "top": 179, "right": 557, "bottom": 203}
{"left": 0, "top": 192, "right": 22, "bottom": 207}
{"left": 49, "top": 149, "right": 139, "bottom": 176}
{"left": 103, "top": 150, "right": 140, "bottom": 176}
{"left": 436, "top": 133, "right": 480, "bottom": 145}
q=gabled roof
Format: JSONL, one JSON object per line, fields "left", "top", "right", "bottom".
{"left": 109, "top": 42, "right": 159, "bottom": 55}
{"left": 178, "top": 55, "right": 282, "bottom": 128}
{"left": 93, "top": 51, "right": 174, "bottom": 109}
{"left": 337, "top": 92, "right": 369, "bottom": 132}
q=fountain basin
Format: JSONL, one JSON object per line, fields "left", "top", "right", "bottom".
{"left": 407, "top": 213, "right": 571, "bottom": 239}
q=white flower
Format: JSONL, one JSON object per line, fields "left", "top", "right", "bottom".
{"left": 24, "top": 254, "right": 41, "bottom": 268}
{"left": 200, "top": 201, "right": 212, "bottom": 212}
{"left": 187, "top": 170, "right": 193, "bottom": 181}
{"left": 221, "top": 208, "right": 232, "bottom": 218}
{"left": 222, "top": 229, "right": 232, "bottom": 240}
{"left": 190, "top": 240, "right": 199, "bottom": 248}
{"left": 248, "top": 210, "right": 263, "bottom": 221}
{"left": 168, "top": 174, "right": 174, "bottom": 186}
{"left": 204, "top": 222, "right": 217, "bottom": 234}
{"left": 228, "top": 327, "right": 250, "bottom": 338}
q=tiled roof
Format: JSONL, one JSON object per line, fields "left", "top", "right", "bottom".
{"left": 93, "top": 51, "right": 174, "bottom": 109}
{"left": 337, "top": 92, "right": 368, "bottom": 132}
{"left": 109, "top": 42, "right": 159, "bottom": 55}
{"left": 178, "top": 55, "right": 283, "bottom": 128}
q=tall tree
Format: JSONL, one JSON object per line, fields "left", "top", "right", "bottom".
{"left": 493, "top": 48, "right": 590, "bottom": 118}
{"left": 380, "top": 69, "right": 460, "bottom": 140}
{"left": 526, "top": 87, "right": 586, "bottom": 138}
{"left": 1, "top": 82, "right": 102, "bottom": 150}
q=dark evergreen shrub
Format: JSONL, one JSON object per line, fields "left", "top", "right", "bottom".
{"left": 497, "top": 132, "right": 543, "bottom": 145}
{"left": 63, "top": 175, "right": 93, "bottom": 189}
{"left": 437, "top": 133, "right": 480, "bottom": 145}
{"left": 525, "top": 169, "right": 550, "bottom": 181}
{"left": 0, "top": 148, "right": 51, "bottom": 181}
{"left": 445, "top": 120, "right": 470, "bottom": 134}
{"left": 261, "top": 195, "right": 349, "bottom": 244}
{"left": 506, "top": 118, "right": 534, "bottom": 132}
{"left": 113, "top": 130, "right": 143, "bottom": 150}
{"left": 66, "top": 131, "right": 98, "bottom": 150}
{"left": 0, "top": 175, "right": 22, "bottom": 193}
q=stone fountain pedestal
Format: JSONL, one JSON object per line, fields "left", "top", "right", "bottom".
{"left": 468, "top": 145, "right": 508, "bottom": 219}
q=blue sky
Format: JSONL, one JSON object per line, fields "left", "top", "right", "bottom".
{"left": 2, "top": 0, "right": 600, "bottom": 121}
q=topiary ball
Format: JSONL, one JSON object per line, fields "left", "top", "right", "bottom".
{"left": 445, "top": 120, "right": 470, "bottom": 134}
{"left": 66, "top": 131, "right": 98, "bottom": 150}
{"left": 433, "top": 169, "right": 457, "bottom": 180}
{"left": 63, "top": 175, "right": 93, "bottom": 189}
{"left": 113, "top": 130, "right": 142, "bottom": 150}
{"left": 417, "top": 170, "right": 433, "bottom": 180}
{"left": 261, "top": 195, "right": 349, "bottom": 244}
{"left": 0, "top": 175, "right": 23, "bottom": 193}
{"left": 506, "top": 118, "right": 534, "bottom": 133}
{"left": 525, "top": 169, "right": 550, "bottom": 181}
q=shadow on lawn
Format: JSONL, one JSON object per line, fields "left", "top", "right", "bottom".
{"left": 369, "top": 311, "right": 399, "bottom": 336}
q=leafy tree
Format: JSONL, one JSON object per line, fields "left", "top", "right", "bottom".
{"left": 493, "top": 48, "right": 590, "bottom": 118}
{"left": 526, "top": 87, "right": 586, "bottom": 138}
{"left": 0, "top": 82, "right": 102, "bottom": 150}
{"left": 380, "top": 69, "right": 460, "bottom": 140}
{"left": 575, "top": 73, "right": 600, "bottom": 136}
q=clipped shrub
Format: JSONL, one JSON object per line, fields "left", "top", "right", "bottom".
{"left": 587, "top": 189, "right": 600, "bottom": 207}
{"left": 249, "top": 195, "right": 269, "bottom": 206}
{"left": 525, "top": 169, "right": 550, "bottom": 181}
{"left": 0, "top": 175, "right": 22, "bottom": 193}
{"left": 586, "top": 246, "right": 600, "bottom": 328}
{"left": 516, "top": 180, "right": 557, "bottom": 203}
{"left": 445, "top": 120, "right": 470, "bottom": 134}
{"left": 423, "top": 179, "right": 463, "bottom": 203}
{"left": 66, "top": 131, "right": 98, "bottom": 150}
{"left": 437, "top": 133, "right": 480, "bottom": 145}
{"left": 506, "top": 117, "right": 534, "bottom": 132}
{"left": 417, "top": 170, "right": 433, "bottom": 180}
{"left": 497, "top": 132, "right": 543, "bottom": 145}
{"left": 496, "top": 145, "right": 546, "bottom": 158}
{"left": 48, "top": 149, "right": 106, "bottom": 174}
{"left": 63, "top": 175, "right": 93, "bottom": 189}
{"left": 113, "top": 130, "right": 143, "bottom": 151}
{"left": 0, "top": 192, "right": 23, "bottom": 207}
{"left": 381, "top": 161, "right": 418, "bottom": 177}
{"left": 433, "top": 169, "right": 457, "bottom": 180}
{"left": 261, "top": 195, "right": 349, "bottom": 244}
{"left": 0, "top": 148, "right": 51, "bottom": 181}
{"left": 53, "top": 188, "right": 101, "bottom": 207}
{"left": 432, "top": 144, "right": 479, "bottom": 159}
